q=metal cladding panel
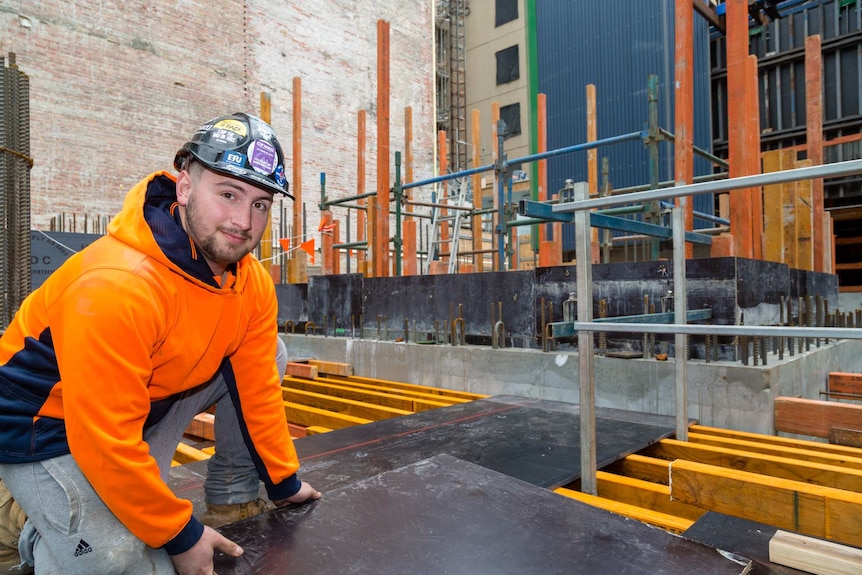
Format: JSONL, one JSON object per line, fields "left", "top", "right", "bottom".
{"left": 534, "top": 1, "right": 715, "bottom": 250}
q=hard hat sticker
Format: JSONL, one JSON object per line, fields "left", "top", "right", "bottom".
{"left": 222, "top": 150, "right": 247, "bottom": 168}
{"left": 274, "top": 165, "right": 286, "bottom": 186}
{"left": 213, "top": 119, "right": 248, "bottom": 137}
{"left": 248, "top": 140, "right": 277, "bottom": 176}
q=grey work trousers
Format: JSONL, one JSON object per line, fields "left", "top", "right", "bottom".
{"left": 0, "top": 338, "right": 288, "bottom": 575}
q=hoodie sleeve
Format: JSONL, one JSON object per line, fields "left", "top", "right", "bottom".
{"left": 49, "top": 267, "right": 197, "bottom": 550}
{"left": 224, "top": 263, "right": 301, "bottom": 497}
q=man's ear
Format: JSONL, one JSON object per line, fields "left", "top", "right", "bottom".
{"left": 175, "top": 170, "right": 192, "bottom": 206}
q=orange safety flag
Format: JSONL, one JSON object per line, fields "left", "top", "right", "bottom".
{"left": 300, "top": 239, "right": 315, "bottom": 264}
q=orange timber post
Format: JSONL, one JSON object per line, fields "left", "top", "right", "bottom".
{"left": 471, "top": 109, "right": 484, "bottom": 272}
{"left": 806, "top": 34, "right": 826, "bottom": 272}
{"left": 674, "top": 0, "right": 694, "bottom": 259}
{"left": 375, "top": 19, "right": 391, "bottom": 277}
{"left": 403, "top": 106, "right": 418, "bottom": 275}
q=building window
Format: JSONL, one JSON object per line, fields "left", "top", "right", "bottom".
{"left": 499, "top": 103, "right": 521, "bottom": 139}
{"left": 495, "top": 0, "right": 518, "bottom": 27}
{"left": 495, "top": 45, "right": 519, "bottom": 85}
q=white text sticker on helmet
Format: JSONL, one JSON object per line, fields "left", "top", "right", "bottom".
{"left": 213, "top": 119, "right": 248, "bottom": 137}
{"left": 248, "top": 140, "right": 277, "bottom": 176}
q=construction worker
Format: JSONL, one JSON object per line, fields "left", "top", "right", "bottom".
{"left": 0, "top": 112, "right": 320, "bottom": 574}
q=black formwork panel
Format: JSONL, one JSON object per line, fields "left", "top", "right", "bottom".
{"left": 214, "top": 454, "right": 750, "bottom": 575}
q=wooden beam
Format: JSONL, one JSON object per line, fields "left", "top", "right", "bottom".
{"left": 285, "top": 361, "right": 319, "bottom": 379}
{"left": 555, "top": 487, "right": 695, "bottom": 534}
{"left": 690, "top": 424, "right": 862, "bottom": 458}
{"left": 283, "top": 401, "right": 371, "bottom": 429}
{"left": 284, "top": 377, "right": 449, "bottom": 412}
{"left": 471, "top": 109, "right": 483, "bottom": 271}
{"left": 604, "top": 453, "right": 672, "bottom": 485}
{"left": 644, "top": 438, "right": 862, "bottom": 492}
{"left": 692, "top": 0, "right": 725, "bottom": 34}
{"left": 184, "top": 412, "right": 215, "bottom": 442}
{"left": 828, "top": 372, "right": 862, "bottom": 397}
{"left": 357, "top": 109, "right": 367, "bottom": 270}
{"left": 403, "top": 107, "right": 417, "bottom": 276}
{"left": 675, "top": 0, "right": 695, "bottom": 259}
{"left": 687, "top": 432, "right": 862, "bottom": 470}
{"left": 806, "top": 34, "right": 826, "bottom": 272}
{"left": 323, "top": 373, "right": 485, "bottom": 400}
{"left": 746, "top": 54, "right": 763, "bottom": 260}
{"left": 282, "top": 388, "right": 411, "bottom": 421}
{"left": 307, "top": 359, "right": 353, "bottom": 377}
{"left": 669, "top": 459, "right": 862, "bottom": 547}
{"left": 769, "top": 530, "right": 862, "bottom": 575}
{"left": 775, "top": 397, "right": 862, "bottom": 439}
{"left": 260, "top": 92, "right": 273, "bottom": 265}
{"left": 596, "top": 470, "right": 706, "bottom": 520}
{"left": 374, "top": 19, "right": 391, "bottom": 277}
{"left": 173, "top": 442, "right": 210, "bottom": 465}
{"left": 762, "top": 150, "right": 785, "bottom": 262}
{"left": 830, "top": 428, "right": 862, "bottom": 449}
{"left": 796, "top": 159, "right": 814, "bottom": 270}
{"left": 726, "top": 0, "right": 754, "bottom": 259}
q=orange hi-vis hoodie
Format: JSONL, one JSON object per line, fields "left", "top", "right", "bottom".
{"left": 0, "top": 172, "right": 301, "bottom": 554}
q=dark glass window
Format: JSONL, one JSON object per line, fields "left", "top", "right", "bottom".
{"left": 495, "top": 0, "right": 518, "bottom": 27}
{"left": 499, "top": 103, "right": 521, "bottom": 139}
{"left": 495, "top": 45, "right": 520, "bottom": 85}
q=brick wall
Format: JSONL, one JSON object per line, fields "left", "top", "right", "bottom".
{"left": 1, "top": 1, "right": 435, "bottom": 248}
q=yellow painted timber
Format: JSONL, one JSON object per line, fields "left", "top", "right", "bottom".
{"left": 769, "top": 530, "right": 862, "bottom": 575}
{"left": 596, "top": 470, "right": 706, "bottom": 521}
{"left": 307, "top": 359, "right": 354, "bottom": 376}
{"left": 314, "top": 376, "right": 472, "bottom": 405}
{"left": 173, "top": 442, "right": 211, "bottom": 465}
{"left": 283, "top": 401, "right": 372, "bottom": 430}
{"left": 604, "top": 453, "right": 671, "bottom": 485}
{"left": 795, "top": 159, "right": 814, "bottom": 271}
{"left": 555, "top": 487, "right": 694, "bottom": 534}
{"left": 305, "top": 425, "right": 332, "bottom": 435}
{"left": 690, "top": 424, "right": 862, "bottom": 459}
{"left": 324, "top": 373, "right": 486, "bottom": 401}
{"left": 282, "top": 388, "right": 410, "bottom": 421}
{"left": 775, "top": 397, "right": 862, "bottom": 439}
{"left": 284, "top": 377, "right": 450, "bottom": 412}
{"left": 686, "top": 432, "right": 862, "bottom": 471}
{"left": 645, "top": 438, "right": 862, "bottom": 492}
{"left": 668, "top": 459, "right": 862, "bottom": 547}
{"left": 762, "top": 149, "right": 786, "bottom": 263}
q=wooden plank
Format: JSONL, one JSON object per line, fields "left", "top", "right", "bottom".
{"left": 775, "top": 397, "right": 862, "bottom": 439}
{"left": 828, "top": 372, "right": 862, "bottom": 397}
{"left": 324, "top": 373, "right": 486, "bottom": 401}
{"left": 830, "top": 427, "right": 862, "bottom": 449}
{"left": 173, "top": 442, "right": 211, "bottom": 465}
{"left": 762, "top": 149, "right": 785, "bottom": 262}
{"left": 687, "top": 432, "right": 862, "bottom": 471}
{"left": 289, "top": 375, "right": 465, "bottom": 406}
{"left": 596, "top": 471, "right": 706, "bottom": 521}
{"left": 690, "top": 424, "right": 862, "bottom": 458}
{"left": 555, "top": 487, "right": 694, "bottom": 534}
{"left": 603, "top": 453, "right": 671, "bottom": 485}
{"left": 184, "top": 412, "right": 215, "bottom": 441}
{"left": 283, "top": 401, "right": 372, "bottom": 430}
{"left": 282, "top": 388, "right": 411, "bottom": 421}
{"left": 769, "top": 530, "right": 862, "bottom": 575}
{"left": 308, "top": 359, "right": 353, "bottom": 377}
{"left": 305, "top": 425, "right": 332, "bottom": 436}
{"left": 781, "top": 150, "right": 799, "bottom": 268}
{"left": 668, "top": 459, "right": 862, "bottom": 547}
{"left": 285, "top": 362, "right": 319, "bottom": 379}
{"left": 643, "top": 438, "right": 862, "bottom": 492}
{"left": 284, "top": 377, "right": 449, "bottom": 412}
{"left": 795, "top": 159, "right": 814, "bottom": 271}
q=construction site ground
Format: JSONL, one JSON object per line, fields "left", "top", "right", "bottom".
{"left": 169, "top": 362, "right": 862, "bottom": 574}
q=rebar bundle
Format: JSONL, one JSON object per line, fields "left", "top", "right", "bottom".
{"left": 1, "top": 53, "right": 32, "bottom": 332}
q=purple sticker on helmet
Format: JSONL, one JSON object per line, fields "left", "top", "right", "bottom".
{"left": 248, "top": 140, "right": 276, "bottom": 175}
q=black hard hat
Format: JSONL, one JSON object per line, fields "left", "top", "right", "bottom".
{"left": 174, "top": 113, "right": 293, "bottom": 199}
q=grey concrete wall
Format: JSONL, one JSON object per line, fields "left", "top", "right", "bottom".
{"left": 282, "top": 333, "right": 862, "bottom": 436}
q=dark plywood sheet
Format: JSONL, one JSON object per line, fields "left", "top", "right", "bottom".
{"left": 683, "top": 512, "right": 810, "bottom": 575}
{"left": 214, "top": 454, "right": 749, "bottom": 575}
{"left": 293, "top": 395, "right": 680, "bottom": 491}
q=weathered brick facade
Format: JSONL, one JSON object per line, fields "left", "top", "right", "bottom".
{"left": 1, "top": 1, "right": 434, "bottom": 246}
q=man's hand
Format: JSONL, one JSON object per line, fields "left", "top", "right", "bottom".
{"left": 272, "top": 481, "right": 322, "bottom": 508}
{"left": 170, "top": 525, "right": 243, "bottom": 575}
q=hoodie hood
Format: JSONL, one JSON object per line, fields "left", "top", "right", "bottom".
{"left": 107, "top": 171, "right": 252, "bottom": 291}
